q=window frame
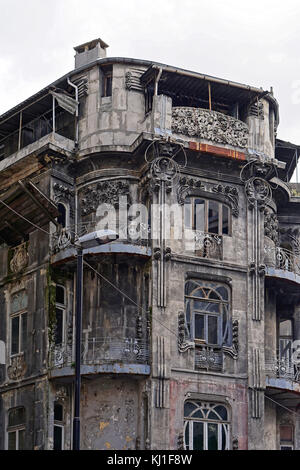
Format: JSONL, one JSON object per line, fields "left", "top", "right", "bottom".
{"left": 53, "top": 402, "right": 64, "bottom": 450}
{"left": 55, "top": 285, "right": 66, "bottom": 346}
{"left": 10, "top": 291, "right": 28, "bottom": 358}
{"left": 184, "top": 401, "right": 230, "bottom": 450}
{"left": 185, "top": 281, "right": 230, "bottom": 348}
{"left": 7, "top": 407, "right": 26, "bottom": 450}
{"left": 184, "top": 197, "right": 231, "bottom": 236}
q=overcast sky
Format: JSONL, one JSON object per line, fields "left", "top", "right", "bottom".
{"left": 1, "top": 0, "right": 300, "bottom": 174}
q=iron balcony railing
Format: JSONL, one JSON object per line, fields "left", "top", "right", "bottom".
{"left": 265, "top": 357, "right": 300, "bottom": 383}
{"left": 275, "top": 247, "right": 300, "bottom": 276}
{"left": 49, "top": 337, "right": 150, "bottom": 370}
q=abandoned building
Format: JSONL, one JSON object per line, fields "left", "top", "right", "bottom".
{"left": 0, "top": 37, "right": 300, "bottom": 450}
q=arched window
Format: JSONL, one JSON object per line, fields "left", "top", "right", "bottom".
{"left": 185, "top": 280, "right": 230, "bottom": 347}
{"left": 7, "top": 407, "right": 26, "bottom": 450}
{"left": 184, "top": 198, "right": 231, "bottom": 236}
{"left": 57, "top": 203, "right": 67, "bottom": 228}
{"left": 53, "top": 402, "right": 64, "bottom": 450}
{"left": 184, "top": 401, "right": 230, "bottom": 450}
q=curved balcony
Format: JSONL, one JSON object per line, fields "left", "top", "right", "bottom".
{"left": 264, "top": 245, "right": 300, "bottom": 285}
{"left": 265, "top": 357, "right": 300, "bottom": 394}
{"left": 50, "top": 223, "right": 152, "bottom": 265}
{"left": 171, "top": 107, "right": 249, "bottom": 149}
{"left": 49, "top": 337, "right": 150, "bottom": 378}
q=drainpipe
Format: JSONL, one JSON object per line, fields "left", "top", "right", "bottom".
{"left": 67, "top": 78, "right": 79, "bottom": 147}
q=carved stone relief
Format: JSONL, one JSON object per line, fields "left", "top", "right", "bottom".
{"left": 7, "top": 355, "right": 27, "bottom": 381}
{"left": 9, "top": 243, "right": 29, "bottom": 274}
{"left": 80, "top": 180, "right": 131, "bottom": 216}
{"left": 172, "top": 107, "right": 249, "bottom": 148}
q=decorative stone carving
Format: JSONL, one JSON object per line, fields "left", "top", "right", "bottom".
{"left": 212, "top": 184, "right": 239, "bottom": 217}
{"left": 177, "top": 433, "right": 184, "bottom": 450}
{"left": 10, "top": 243, "right": 29, "bottom": 274}
{"left": 145, "top": 139, "right": 187, "bottom": 195}
{"left": 136, "top": 315, "right": 142, "bottom": 339}
{"left": 80, "top": 180, "right": 130, "bottom": 216}
{"left": 55, "top": 386, "right": 68, "bottom": 402}
{"left": 53, "top": 182, "right": 74, "bottom": 202}
{"left": 178, "top": 311, "right": 194, "bottom": 353}
{"left": 232, "top": 437, "right": 239, "bottom": 450}
{"left": 245, "top": 177, "right": 272, "bottom": 211}
{"left": 125, "top": 69, "right": 144, "bottom": 92}
{"left": 223, "top": 320, "right": 239, "bottom": 359}
{"left": 264, "top": 210, "right": 279, "bottom": 244}
{"left": 7, "top": 355, "right": 27, "bottom": 381}
{"left": 177, "top": 176, "right": 203, "bottom": 205}
{"left": 172, "top": 107, "right": 249, "bottom": 148}
{"left": 51, "top": 228, "right": 72, "bottom": 253}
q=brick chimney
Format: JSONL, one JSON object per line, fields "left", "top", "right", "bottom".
{"left": 74, "top": 38, "right": 109, "bottom": 69}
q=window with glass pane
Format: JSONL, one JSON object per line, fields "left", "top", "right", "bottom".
{"left": 55, "top": 285, "right": 66, "bottom": 345}
{"left": 54, "top": 403, "right": 64, "bottom": 450}
{"left": 279, "top": 319, "right": 293, "bottom": 363}
{"left": 184, "top": 401, "right": 230, "bottom": 450}
{"left": 184, "top": 198, "right": 231, "bottom": 236}
{"left": 185, "top": 280, "right": 229, "bottom": 346}
{"left": 7, "top": 407, "right": 26, "bottom": 450}
{"left": 10, "top": 291, "right": 27, "bottom": 357}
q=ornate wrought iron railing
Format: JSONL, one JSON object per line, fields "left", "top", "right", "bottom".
{"left": 194, "top": 231, "right": 223, "bottom": 260}
{"left": 265, "top": 357, "right": 300, "bottom": 383}
{"left": 264, "top": 245, "right": 300, "bottom": 276}
{"left": 194, "top": 346, "right": 223, "bottom": 372}
{"left": 275, "top": 247, "right": 300, "bottom": 276}
{"left": 51, "top": 221, "right": 151, "bottom": 254}
{"left": 49, "top": 337, "right": 150, "bottom": 369}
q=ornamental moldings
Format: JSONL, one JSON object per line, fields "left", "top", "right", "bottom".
{"left": 178, "top": 311, "right": 194, "bottom": 353}
{"left": 177, "top": 176, "right": 203, "bottom": 205}
{"left": 9, "top": 243, "right": 29, "bottom": 274}
{"left": 264, "top": 210, "right": 279, "bottom": 244}
{"left": 53, "top": 182, "right": 75, "bottom": 203}
{"left": 7, "top": 355, "right": 27, "bottom": 381}
{"left": 172, "top": 107, "right": 249, "bottom": 148}
{"left": 223, "top": 320, "right": 239, "bottom": 359}
{"left": 80, "top": 180, "right": 131, "bottom": 216}
{"left": 212, "top": 184, "right": 239, "bottom": 217}
{"left": 245, "top": 177, "right": 272, "bottom": 211}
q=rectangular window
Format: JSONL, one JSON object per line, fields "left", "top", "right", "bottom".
{"left": 184, "top": 198, "right": 231, "bottom": 236}
{"left": 7, "top": 407, "right": 26, "bottom": 450}
{"left": 102, "top": 70, "right": 112, "bottom": 98}
{"left": 10, "top": 312, "right": 27, "bottom": 356}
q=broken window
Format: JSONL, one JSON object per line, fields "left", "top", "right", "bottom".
{"left": 7, "top": 407, "right": 26, "bottom": 450}
{"left": 10, "top": 291, "right": 28, "bottom": 356}
{"left": 185, "top": 280, "right": 230, "bottom": 347}
{"left": 184, "top": 198, "right": 231, "bottom": 236}
{"left": 184, "top": 401, "right": 230, "bottom": 450}
{"left": 53, "top": 402, "right": 64, "bottom": 450}
{"left": 55, "top": 285, "right": 66, "bottom": 346}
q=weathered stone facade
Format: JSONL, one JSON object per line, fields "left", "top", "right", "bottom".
{"left": 0, "top": 38, "right": 299, "bottom": 450}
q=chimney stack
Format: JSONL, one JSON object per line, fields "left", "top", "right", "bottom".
{"left": 74, "top": 38, "right": 109, "bottom": 69}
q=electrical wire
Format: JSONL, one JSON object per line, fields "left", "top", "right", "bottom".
{"left": 0, "top": 198, "right": 50, "bottom": 235}
{"left": 0, "top": 196, "right": 180, "bottom": 340}
{"left": 83, "top": 259, "right": 180, "bottom": 340}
